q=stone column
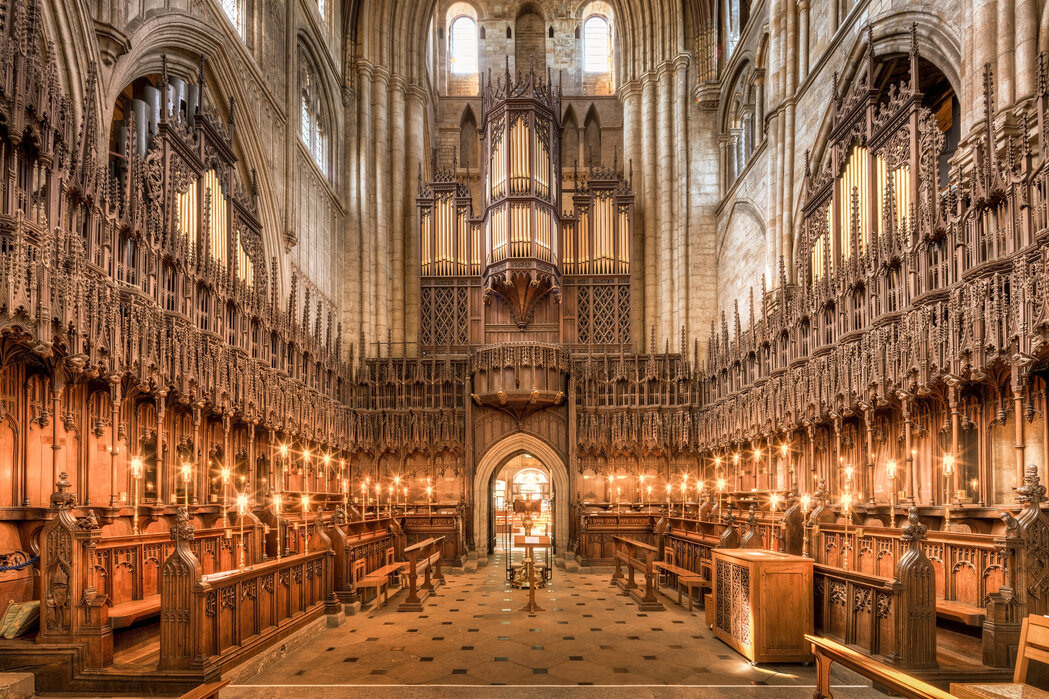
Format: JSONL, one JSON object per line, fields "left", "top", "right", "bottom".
{"left": 673, "top": 57, "right": 689, "bottom": 338}
{"left": 619, "top": 81, "right": 644, "bottom": 347}
{"left": 357, "top": 63, "right": 375, "bottom": 345}
{"left": 657, "top": 64, "right": 673, "bottom": 342}
{"left": 998, "top": 0, "right": 1015, "bottom": 108}
{"left": 1015, "top": 0, "right": 1037, "bottom": 100}
{"left": 405, "top": 84, "right": 427, "bottom": 348}
{"left": 640, "top": 74, "right": 658, "bottom": 337}
{"left": 373, "top": 69, "right": 391, "bottom": 346}
{"left": 389, "top": 76, "right": 406, "bottom": 355}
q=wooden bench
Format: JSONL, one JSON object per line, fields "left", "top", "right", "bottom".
{"left": 610, "top": 536, "right": 664, "bottom": 611}
{"left": 806, "top": 634, "right": 953, "bottom": 699}
{"left": 936, "top": 599, "right": 986, "bottom": 627}
{"left": 654, "top": 561, "right": 710, "bottom": 611}
{"left": 952, "top": 614, "right": 1049, "bottom": 698}
{"left": 398, "top": 537, "right": 445, "bottom": 612}
{"left": 356, "top": 562, "right": 407, "bottom": 611}
{"left": 109, "top": 594, "right": 161, "bottom": 630}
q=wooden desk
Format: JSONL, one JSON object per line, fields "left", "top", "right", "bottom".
{"left": 712, "top": 548, "right": 813, "bottom": 664}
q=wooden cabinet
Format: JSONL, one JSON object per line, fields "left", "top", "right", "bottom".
{"left": 711, "top": 549, "right": 813, "bottom": 664}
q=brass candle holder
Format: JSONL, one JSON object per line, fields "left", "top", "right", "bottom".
{"left": 130, "top": 457, "right": 143, "bottom": 535}
{"left": 886, "top": 459, "right": 897, "bottom": 528}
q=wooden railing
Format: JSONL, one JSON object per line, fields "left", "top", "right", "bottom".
{"left": 160, "top": 509, "right": 335, "bottom": 674}
{"left": 806, "top": 635, "right": 952, "bottom": 699}
{"left": 92, "top": 518, "right": 262, "bottom": 615}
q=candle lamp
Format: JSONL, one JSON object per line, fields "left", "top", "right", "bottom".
{"left": 886, "top": 459, "right": 897, "bottom": 528}
{"left": 665, "top": 482, "right": 672, "bottom": 510}
{"left": 971, "top": 478, "right": 981, "bottom": 506}
{"left": 341, "top": 478, "right": 349, "bottom": 507}
{"left": 680, "top": 474, "right": 688, "bottom": 515}
{"left": 842, "top": 491, "right": 853, "bottom": 570}
{"left": 130, "top": 457, "right": 143, "bottom": 535}
{"left": 375, "top": 482, "right": 381, "bottom": 517}
{"left": 943, "top": 454, "right": 955, "bottom": 528}
{"left": 716, "top": 477, "right": 727, "bottom": 519}
{"left": 236, "top": 492, "right": 249, "bottom": 569}
{"left": 221, "top": 465, "right": 231, "bottom": 523}
{"left": 639, "top": 474, "right": 647, "bottom": 506}
{"left": 426, "top": 485, "right": 434, "bottom": 515}
{"left": 388, "top": 484, "right": 394, "bottom": 516}
{"left": 770, "top": 493, "right": 781, "bottom": 550}
{"left": 180, "top": 462, "right": 192, "bottom": 508}
{"left": 273, "top": 491, "right": 283, "bottom": 560}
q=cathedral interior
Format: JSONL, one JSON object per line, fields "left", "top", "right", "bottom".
{"left": 2, "top": 0, "right": 1049, "bottom": 696}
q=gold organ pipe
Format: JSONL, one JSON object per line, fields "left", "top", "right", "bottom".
{"left": 618, "top": 208, "right": 630, "bottom": 273}
{"left": 579, "top": 210, "right": 590, "bottom": 273}
{"left": 472, "top": 223, "right": 481, "bottom": 275}
{"left": 421, "top": 210, "right": 432, "bottom": 274}
{"left": 458, "top": 209, "right": 467, "bottom": 275}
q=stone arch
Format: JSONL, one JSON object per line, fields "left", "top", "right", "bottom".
{"left": 459, "top": 105, "right": 479, "bottom": 169}
{"left": 583, "top": 104, "right": 601, "bottom": 167}
{"left": 474, "top": 432, "right": 569, "bottom": 554}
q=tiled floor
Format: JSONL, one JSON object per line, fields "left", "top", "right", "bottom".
{"left": 224, "top": 553, "right": 879, "bottom": 697}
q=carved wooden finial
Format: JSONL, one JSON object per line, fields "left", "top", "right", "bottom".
{"left": 50, "top": 472, "right": 75, "bottom": 510}
{"left": 170, "top": 506, "right": 195, "bottom": 543}
{"left": 1017, "top": 463, "right": 1047, "bottom": 507}
{"left": 901, "top": 507, "right": 927, "bottom": 543}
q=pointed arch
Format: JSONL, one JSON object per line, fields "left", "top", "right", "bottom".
{"left": 583, "top": 104, "right": 602, "bottom": 167}
{"left": 561, "top": 104, "right": 580, "bottom": 172}
{"left": 473, "top": 433, "right": 569, "bottom": 553}
{"left": 458, "top": 105, "right": 479, "bottom": 170}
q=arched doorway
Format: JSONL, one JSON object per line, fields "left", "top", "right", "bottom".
{"left": 474, "top": 433, "right": 569, "bottom": 554}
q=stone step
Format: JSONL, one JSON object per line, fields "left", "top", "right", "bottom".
{"left": 0, "top": 673, "right": 33, "bottom": 699}
{"left": 564, "top": 559, "right": 580, "bottom": 573}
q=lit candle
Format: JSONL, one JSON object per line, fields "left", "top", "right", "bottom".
{"left": 236, "top": 492, "right": 248, "bottom": 569}
{"left": 887, "top": 459, "right": 897, "bottom": 528}
{"left": 181, "top": 462, "right": 192, "bottom": 508}
{"left": 130, "top": 457, "right": 143, "bottom": 535}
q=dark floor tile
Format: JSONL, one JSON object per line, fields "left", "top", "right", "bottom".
{"left": 613, "top": 668, "right": 629, "bottom": 673}
{"left": 344, "top": 657, "right": 359, "bottom": 662}
{"left": 461, "top": 645, "right": 474, "bottom": 650}
{"left": 370, "top": 669, "right": 387, "bottom": 675}
{"left": 420, "top": 657, "right": 433, "bottom": 662}
{"left": 533, "top": 668, "right": 548, "bottom": 674}
{"left": 452, "top": 669, "right": 467, "bottom": 675}
{"left": 569, "top": 656, "right": 583, "bottom": 661}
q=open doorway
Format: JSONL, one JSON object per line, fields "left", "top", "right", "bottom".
{"left": 491, "top": 453, "right": 554, "bottom": 581}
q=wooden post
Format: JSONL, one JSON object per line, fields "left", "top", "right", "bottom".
{"left": 38, "top": 473, "right": 111, "bottom": 667}
{"left": 159, "top": 507, "right": 202, "bottom": 670}
{"left": 893, "top": 507, "right": 938, "bottom": 669}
